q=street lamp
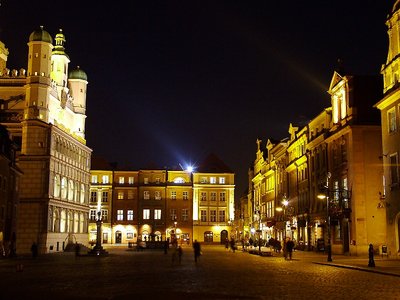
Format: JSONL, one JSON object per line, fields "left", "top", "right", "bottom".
{"left": 318, "top": 172, "right": 332, "bottom": 262}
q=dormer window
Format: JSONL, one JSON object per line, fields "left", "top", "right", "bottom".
{"left": 332, "top": 86, "right": 347, "bottom": 124}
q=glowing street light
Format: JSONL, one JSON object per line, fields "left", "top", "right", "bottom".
{"left": 318, "top": 172, "right": 332, "bottom": 262}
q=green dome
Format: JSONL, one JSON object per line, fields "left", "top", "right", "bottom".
{"left": 29, "top": 26, "right": 53, "bottom": 43}
{"left": 69, "top": 66, "right": 88, "bottom": 81}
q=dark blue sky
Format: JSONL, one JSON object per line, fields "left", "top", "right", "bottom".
{"left": 0, "top": 0, "right": 394, "bottom": 197}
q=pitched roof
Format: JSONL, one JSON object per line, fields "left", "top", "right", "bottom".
{"left": 196, "top": 153, "right": 233, "bottom": 173}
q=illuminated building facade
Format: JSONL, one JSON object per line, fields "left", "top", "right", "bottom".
{"left": 192, "top": 154, "right": 235, "bottom": 243}
{"left": 0, "top": 27, "right": 92, "bottom": 254}
{"left": 246, "top": 71, "right": 384, "bottom": 256}
{"left": 89, "top": 154, "right": 234, "bottom": 245}
{"left": 375, "top": 0, "right": 400, "bottom": 257}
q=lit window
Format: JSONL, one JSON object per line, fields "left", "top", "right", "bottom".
{"left": 90, "top": 210, "right": 96, "bottom": 221}
{"left": 210, "top": 177, "right": 216, "bottom": 184}
{"left": 173, "top": 177, "right": 185, "bottom": 183}
{"left": 118, "top": 191, "right": 124, "bottom": 199}
{"left": 388, "top": 108, "right": 397, "bottom": 133}
{"left": 171, "top": 191, "right": 177, "bottom": 200}
{"left": 154, "top": 209, "right": 162, "bottom": 219}
{"left": 61, "top": 177, "right": 67, "bottom": 199}
{"left": 143, "top": 209, "right": 150, "bottom": 220}
{"left": 101, "top": 209, "right": 108, "bottom": 221}
{"left": 102, "top": 175, "right": 109, "bottom": 184}
{"left": 155, "top": 191, "right": 161, "bottom": 200}
{"left": 144, "top": 178, "right": 149, "bottom": 184}
{"left": 117, "top": 210, "right": 123, "bottom": 221}
{"left": 128, "top": 177, "right": 134, "bottom": 184}
{"left": 183, "top": 191, "right": 188, "bottom": 200}
{"left": 219, "top": 177, "right": 225, "bottom": 184}
{"left": 119, "top": 177, "right": 124, "bottom": 184}
{"left": 127, "top": 210, "right": 134, "bottom": 220}
{"left": 144, "top": 191, "right": 150, "bottom": 200}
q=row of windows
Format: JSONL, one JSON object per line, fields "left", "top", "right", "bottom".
{"left": 200, "top": 192, "right": 226, "bottom": 201}
{"left": 90, "top": 190, "right": 191, "bottom": 201}
{"left": 200, "top": 209, "right": 226, "bottom": 222}
{"left": 200, "top": 176, "right": 226, "bottom": 184}
{"left": 90, "top": 208, "right": 190, "bottom": 222}
{"left": 48, "top": 209, "right": 87, "bottom": 234}
{"left": 54, "top": 175, "right": 86, "bottom": 203}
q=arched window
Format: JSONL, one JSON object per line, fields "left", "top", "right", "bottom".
{"left": 74, "top": 212, "right": 79, "bottom": 233}
{"left": 173, "top": 177, "right": 185, "bottom": 184}
{"left": 67, "top": 212, "right": 73, "bottom": 233}
{"left": 74, "top": 182, "right": 79, "bottom": 202}
{"left": 79, "top": 213, "right": 84, "bottom": 233}
{"left": 54, "top": 175, "right": 61, "bottom": 197}
{"left": 80, "top": 184, "right": 85, "bottom": 203}
{"left": 60, "top": 210, "right": 66, "bottom": 232}
{"left": 53, "top": 210, "right": 60, "bottom": 232}
{"left": 61, "top": 177, "right": 67, "bottom": 199}
{"left": 68, "top": 180, "right": 74, "bottom": 201}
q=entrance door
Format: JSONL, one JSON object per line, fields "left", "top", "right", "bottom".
{"left": 204, "top": 231, "right": 213, "bottom": 243}
{"left": 115, "top": 231, "right": 122, "bottom": 244}
{"left": 221, "top": 230, "right": 228, "bottom": 244}
{"left": 103, "top": 232, "right": 108, "bottom": 244}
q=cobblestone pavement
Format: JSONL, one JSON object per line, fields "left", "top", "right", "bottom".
{"left": 0, "top": 245, "right": 399, "bottom": 299}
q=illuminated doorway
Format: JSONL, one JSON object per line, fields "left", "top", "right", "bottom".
{"left": 204, "top": 231, "right": 213, "bottom": 243}
{"left": 115, "top": 231, "right": 122, "bottom": 244}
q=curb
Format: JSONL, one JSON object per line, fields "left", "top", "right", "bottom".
{"left": 312, "top": 261, "right": 400, "bottom": 277}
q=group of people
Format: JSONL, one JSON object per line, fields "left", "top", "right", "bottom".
{"left": 166, "top": 239, "right": 202, "bottom": 264}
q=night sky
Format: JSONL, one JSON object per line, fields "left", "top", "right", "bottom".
{"left": 0, "top": 1, "right": 394, "bottom": 198}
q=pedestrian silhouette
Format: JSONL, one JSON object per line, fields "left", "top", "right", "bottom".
{"left": 286, "top": 239, "right": 295, "bottom": 260}
{"left": 177, "top": 246, "right": 183, "bottom": 264}
{"left": 368, "top": 244, "right": 375, "bottom": 267}
{"left": 31, "top": 242, "right": 38, "bottom": 258}
{"left": 193, "top": 240, "right": 201, "bottom": 263}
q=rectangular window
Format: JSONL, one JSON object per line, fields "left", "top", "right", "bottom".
{"left": 183, "top": 191, "right": 188, "bottom": 200}
{"left": 102, "top": 175, "right": 109, "bottom": 184}
{"left": 143, "top": 209, "right": 150, "bottom": 220}
{"left": 218, "top": 210, "right": 225, "bottom": 222}
{"left": 144, "top": 191, "right": 150, "bottom": 200}
{"left": 144, "top": 178, "right": 149, "bottom": 184}
{"left": 182, "top": 209, "right": 189, "bottom": 221}
{"left": 118, "top": 191, "right": 124, "bottom": 199}
{"left": 170, "top": 209, "right": 177, "bottom": 221}
{"left": 155, "top": 177, "right": 161, "bottom": 184}
{"left": 90, "top": 191, "right": 97, "bottom": 202}
{"left": 119, "top": 177, "right": 124, "bottom": 184}
{"left": 127, "top": 232, "right": 133, "bottom": 239}
{"left": 90, "top": 209, "right": 96, "bottom": 221}
{"left": 210, "top": 192, "right": 217, "bottom": 201}
{"left": 219, "top": 177, "right": 225, "bottom": 184}
{"left": 388, "top": 108, "right": 397, "bottom": 133}
{"left": 128, "top": 190, "right": 134, "bottom": 199}
{"left": 101, "top": 209, "right": 108, "bottom": 221}
{"left": 128, "top": 177, "right": 134, "bottom": 184}
{"left": 200, "top": 210, "right": 207, "bottom": 222}
{"left": 171, "top": 191, "right": 177, "bottom": 200}
{"left": 155, "top": 191, "right": 161, "bottom": 200}
{"left": 200, "top": 177, "right": 207, "bottom": 183}
{"left": 91, "top": 175, "right": 98, "bottom": 184}
{"left": 210, "top": 177, "right": 216, "bottom": 184}
{"left": 210, "top": 210, "right": 217, "bottom": 222}
{"left": 102, "top": 191, "right": 108, "bottom": 202}
{"left": 201, "top": 192, "right": 207, "bottom": 201}
{"left": 127, "top": 210, "right": 134, "bottom": 220}
{"left": 117, "top": 210, "right": 123, "bottom": 221}
{"left": 154, "top": 209, "right": 162, "bottom": 219}
{"left": 220, "top": 192, "right": 226, "bottom": 202}
{"left": 390, "top": 154, "right": 399, "bottom": 185}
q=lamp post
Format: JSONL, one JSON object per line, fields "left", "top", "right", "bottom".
{"left": 89, "top": 211, "right": 108, "bottom": 255}
{"left": 318, "top": 172, "right": 332, "bottom": 262}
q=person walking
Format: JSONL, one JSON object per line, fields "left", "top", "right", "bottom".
{"left": 177, "top": 246, "right": 183, "bottom": 264}
{"left": 193, "top": 240, "right": 201, "bottom": 263}
{"left": 286, "top": 238, "right": 295, "bottom": 260}
{"left": 368, "top": 244, "right": 375, "bottom": 267}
